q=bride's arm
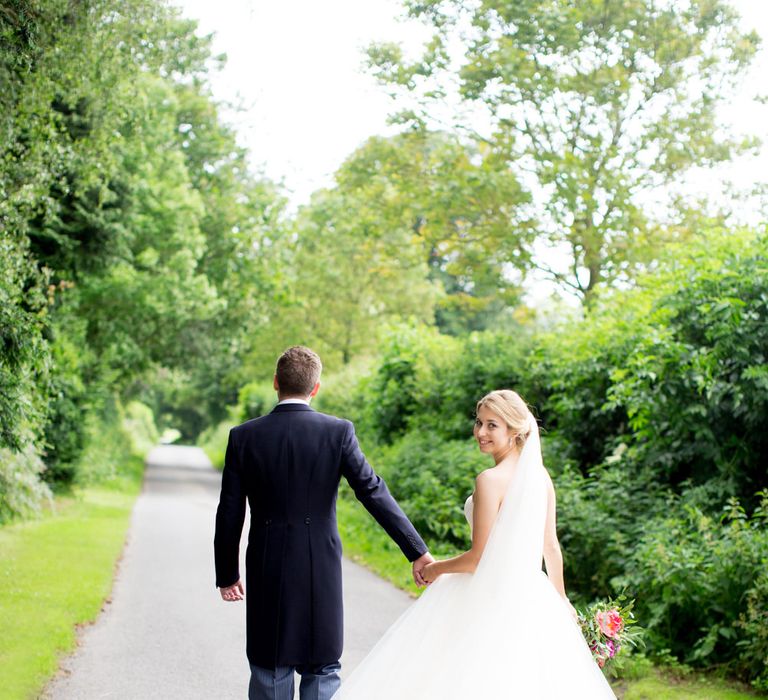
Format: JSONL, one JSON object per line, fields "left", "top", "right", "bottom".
{"left": 542, "top": 472, "right": 573, "bottom": 605}
{"left": 422, "top": 472, "right": 501, "bottom": 581}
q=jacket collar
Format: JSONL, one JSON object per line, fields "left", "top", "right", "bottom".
{"left": 271, "top": 403, "right": 315, "bottom": 413}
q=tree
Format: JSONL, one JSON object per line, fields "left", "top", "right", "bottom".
{"left": 334, "top": 130, "right": 533, "bottom": 333}
{"left": 164, "top": 79, "right": 290, "bottom": 431}
{"left": 285, "top": 185, "right": 441, "bottom": 366}
{"left": 1, "top": 0, "right": 287, "bottom": 478}
{"left": 368, "top": 0, "right": 760, "bottom": 303}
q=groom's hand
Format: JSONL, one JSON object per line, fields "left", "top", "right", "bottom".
{"left": 219, "top": 579, "right": 245, "bottom": 602}
{"left": 412, "top": 552, "right": 434, "bottom": 588}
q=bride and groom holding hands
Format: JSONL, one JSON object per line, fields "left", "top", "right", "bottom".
{"left": 214, "top": 345, "right": 616, "bottom": 699}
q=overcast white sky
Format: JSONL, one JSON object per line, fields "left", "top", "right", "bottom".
{"left": 173, "top": 0, "right": 768, "bottom": 303}
{"left": 174, "top": 0, "right": 430, "bottom": 204}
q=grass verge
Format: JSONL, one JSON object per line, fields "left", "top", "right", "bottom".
{"left": 336, "top": 491, "right": 763, "bottom": 699}
{"left": 0, "top": 458, "right": 143, "bottom": 700}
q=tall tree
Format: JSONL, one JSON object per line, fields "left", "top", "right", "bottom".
{"left": 368, "top": 0, "right": 760, "bottom": 303}
{"left": 1, "top": 0, "right": 286, "bottom": 469}
{"left": 334, "top": 130, "right": 533, "bottom": 333}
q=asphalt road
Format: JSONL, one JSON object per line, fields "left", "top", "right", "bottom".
{"left": 44, "top": 446, "right": 413, "bottom": 699}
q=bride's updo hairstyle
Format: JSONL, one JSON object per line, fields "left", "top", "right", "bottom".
{"left": 476, "top": 390, "right": 532, "bottom": 449}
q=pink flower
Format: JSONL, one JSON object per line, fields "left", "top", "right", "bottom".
{"left": 606, "top": 639, "right": 617, "bottom": 658}
{"left": 595, "top": 609, "right": 624, "bottom": 639}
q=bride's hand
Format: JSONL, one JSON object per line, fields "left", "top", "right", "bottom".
{"left": 422, "top": 562, "right": 439, "bottom": 584}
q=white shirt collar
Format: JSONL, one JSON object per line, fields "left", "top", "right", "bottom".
{"left": 277, "top": 398, "right": 310, "bottom": 406}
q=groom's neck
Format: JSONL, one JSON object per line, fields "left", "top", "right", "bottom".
{"left": 277, "top": 394, "right": 311, "bottom": 402}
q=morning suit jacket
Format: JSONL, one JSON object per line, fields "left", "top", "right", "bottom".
{"left": 214, "top": 402, "right": 428, "bottom": 669}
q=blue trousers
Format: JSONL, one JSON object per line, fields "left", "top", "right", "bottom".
{"left": 248, "top": 661, "right": 341, "bottom": 700}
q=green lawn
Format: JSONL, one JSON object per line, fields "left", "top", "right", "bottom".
{"left": 337, "top": 494, "right": 763, "bottom": 700}
{"left": 616, "top": 668, "right": 760, "bottom": 699}
{"left": 0, "top": 461, "right": 143, "bottom": 700}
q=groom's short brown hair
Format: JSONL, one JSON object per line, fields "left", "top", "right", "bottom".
{"left": 276, "top": 346, "right": 322, "bottom": 396}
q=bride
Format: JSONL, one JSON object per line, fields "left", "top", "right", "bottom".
{"left": 333, "top": 390, "right": 616, "bottom": 699}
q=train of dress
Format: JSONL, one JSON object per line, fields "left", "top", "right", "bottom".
{"left": 334, "top": 532, "right": 615, "bottom": 698}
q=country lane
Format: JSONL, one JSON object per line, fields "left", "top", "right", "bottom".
{"left": 43, "top": 445, "right": 413, "bottom": 699}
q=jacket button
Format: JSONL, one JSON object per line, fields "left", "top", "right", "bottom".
{"left": 304, "top": 517, "right": 311, "bottom": 525}
{"left": 265, "top": 519, "right": 271, "bottom": 525}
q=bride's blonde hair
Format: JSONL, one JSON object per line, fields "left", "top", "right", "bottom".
{"left": 476, "top": 390, "right": 532, "bottom": 449}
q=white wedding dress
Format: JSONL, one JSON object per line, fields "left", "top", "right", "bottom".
{"left": 333, "top": 415, "right": 616, "bottom": 699}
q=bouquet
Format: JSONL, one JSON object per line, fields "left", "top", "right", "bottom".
{"left": 577, "top": 596, "right": 643, "bottom": 674}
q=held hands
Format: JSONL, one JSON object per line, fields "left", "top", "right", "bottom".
{"left": 422, "top": 562, "right": 439, "bottom": 584}
{"left": 411, "top": 551, "right": 435, "bottom": 587}
{"left": 219, "top": 579, "right": 245, "bottom": 602}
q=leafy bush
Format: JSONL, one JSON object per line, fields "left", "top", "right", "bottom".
{"left": 551, "top": 460, "right": 660, "bottom": 601}
{"left": 365, "top": 324, "right": 459, "bottom": 444}
{"left": 237, "top": 381, "right": 277, "bottom": 422}
{"left": 76, "top": 397, "right": 156, "bottom": 485}
{"left": 735, "top": 567, "right": 768, "bottom": 691}
{"left": 415, "top": 329, "right": 536, "bottom": 441}
{"left": 0, "top": 443, "right": 53, "bottom": 523}
{"left": 623, "top": 493, "right": 768, "bottom": 679}
{"left": 40, "top": 329, "right": 88, "bottom": 486}
{"left": 606, "top": 236, "right": 768, "bottom": 500}
{"left": 0, "top": 238, "right": 50, "bottom": 453}
{"left": 313, "top": 357, "right": 374, "bottom": 429}
{"left": 371, "top": 433, "right": 487, "bottom": 549}
{"left": 532, "top": 306, "right": 641, "bottom": 470}
{"left": 197, "top": 420, "right": 233, "bottom": 470}
{"left": 361, "top": 323, "right": 536, "bottom": 445}
{"left": 122, "top": 400, "right": 160, "bottom": 458}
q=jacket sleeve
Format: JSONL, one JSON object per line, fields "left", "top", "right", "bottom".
{"left": 214, "top": 429, "right": 247, "bottom": 588}
{"left": 340, "top": 421, "right": 428, "bottom": 562}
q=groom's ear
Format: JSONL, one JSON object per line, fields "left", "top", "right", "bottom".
{"left": 273, "top": 374, "right": 280, "bottom": 392}
{"left": 309, "top": 381, "right": 320, "bottom": 398}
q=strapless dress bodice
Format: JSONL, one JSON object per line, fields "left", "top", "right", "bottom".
{"left": 464, "top": 493, "right": 474, "bottom": 532}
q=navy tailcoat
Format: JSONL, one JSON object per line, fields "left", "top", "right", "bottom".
{"left": 214, "top": 403, "right": 427, "bottom": 669}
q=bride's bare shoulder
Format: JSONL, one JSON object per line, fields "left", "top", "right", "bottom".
{"left": 475, "top": 466, "right": 501, "bottom": 483}
{"left": 474, "top": 467, "right": 507, "bottom": 498}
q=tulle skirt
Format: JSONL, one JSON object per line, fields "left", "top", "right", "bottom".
{"left": 334, "top": 569, "right": 616, "bottom": 699}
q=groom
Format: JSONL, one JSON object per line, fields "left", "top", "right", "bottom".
{"left": 214, "top": 345, "right": 433, "bottom": 700}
